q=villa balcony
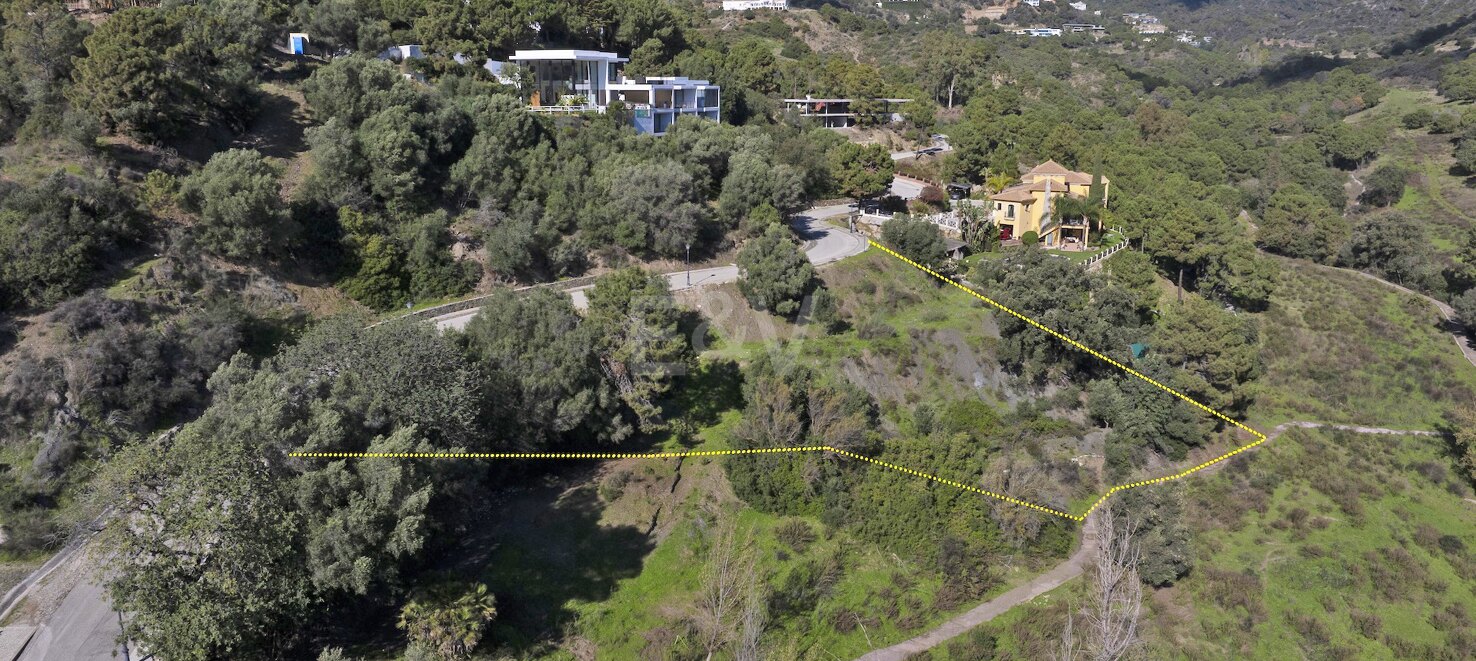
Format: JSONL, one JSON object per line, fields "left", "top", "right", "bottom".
{"left": 527, "top": 105, "right": 596, "bottom": 114}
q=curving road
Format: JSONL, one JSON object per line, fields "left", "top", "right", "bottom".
{"left": 433, "top": 204, "right": 865, "bottom": 331}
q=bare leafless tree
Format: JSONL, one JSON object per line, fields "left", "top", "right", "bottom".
{"left": 733, "top": 377, "right": 803, "bottom": 448}
{"left": 736, "top": 570, "right": 768, "bottom": 661}
{"left": 806, "top": 386, "right": 867, "bottom": 451}
{"left": 1057, "top": 507, "right": 1143, "bottom": 661}
{"left": 696, "top": 516, "right": 758, "bottom": 660}
{"left": 984, "top": 458, "right": 1057, "bottom": 547}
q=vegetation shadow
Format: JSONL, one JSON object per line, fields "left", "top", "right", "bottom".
{"left": 453, "top": 472, "right": 654, "bottom": 654}
{"left": 668, "top": 357, "right": 745, "bottom": 429}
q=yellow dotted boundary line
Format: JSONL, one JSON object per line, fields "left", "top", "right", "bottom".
{"left": 866, "top": 239, "right": 1268, "bottom": 520}
{"left": 289, "top": 447, "right": 828, "bottom": 460}
{"left": 290, "top": 240, "right": 1271, "bottom": 524}
{"left": 289, "top": 446, "right": 1076, "bottom": 519}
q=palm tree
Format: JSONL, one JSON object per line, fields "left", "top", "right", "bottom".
{"left": 1052, "top": 195, "right": 1098, "bottom": 249}
{"left": 399, "top": 583, "right": 498, "bottom": 660}
{"left": 985, "top": 170, "right": 1015, "bottom": 195}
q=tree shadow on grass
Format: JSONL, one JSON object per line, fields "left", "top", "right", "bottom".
{"left": 453, "top": 470, "right": 654, "bottom": 654}
{"left": 664, "top": 357, "right": 744, "bottom": 431}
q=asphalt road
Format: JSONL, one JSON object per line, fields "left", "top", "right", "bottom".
{"left": 888, "top": 176, "right": 926, "bottom": 200}
{"left": 434, "top": 203, "right": 864, "bottom": 330}
{"left": 15, "top": 580, "right": 122, "bottom": 661}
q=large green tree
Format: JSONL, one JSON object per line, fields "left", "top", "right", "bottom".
{"left": 414, "top": 0, "right": 540, "bottom": 58}
{"left": 881, "top": 216, "right": 947, "bottom": 267}
{"left": 0, "top": 172, "right": 133, "bottom": 309}
{"left": 1256, "top": 183, "right": 1348, "bottom": 262}
{"left": 828, "top": 142, "right": 894, "bottom": 201}
{"left": 1152, "top": 295, "right": 1261, "bottom": 415}
{"left": 1453, "top": 288, "right": 1476, "bottom": 332}
{"left": 180, "top": 149, "right": 293, "bottom": 259}
{"left": 719, "top": 150, "right": 807, "bottom": 225}
{"left": 1359, "top": 164, "right": 1409, "bottom": 207}
{"left": 359, "top": 106, "right": 433, "bottom": 210}
{"left": 97, "top": 318, "right": 489, "bottom": 659}
{"left": 302, "top": 56, "right": 425, "bottom": 128}
{"left": 2, "top": 0, "right": 88, "bottom": 111}
{"left": 972, "top": 248, "right": 1141, "bottom": 382}
{"left": 1342, "top": 211, "right": 1443, "bottom": 290}
{"left": 462, "top": 289, "right": 631, "bottom": 447}
{"left": 584, "top": 268, "right": 690, "bottom": 429}
{"left": 737, "top": 224, "right": 815, "bottom": 317}
{"left": 68, "top": 5, "right": 258, "bottom": 141}
{"left": 603, "top": 159, "right": 710, "bottom": 258}
{"left": 1439, "top": 56, "right": 1476, "bottom": 103}
{"left": 448, "top": 94, "right": 544, "bottom": 205}
{"left": 1456, "top": 130, "right": 1476, "bottom": 175}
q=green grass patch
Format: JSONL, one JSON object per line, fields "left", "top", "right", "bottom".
{"left": 104, "top": 257, "right": 164, "bottom": 300}
{"left": 1163, "top": 426, "right": 1476, "bottom": 658}
{"left": 1250, "top": 259, "right": 1476, "bottom": 429}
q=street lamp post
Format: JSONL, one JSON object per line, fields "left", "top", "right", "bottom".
{"left": 685, "top": 243, "right": 691, "bottom": 287}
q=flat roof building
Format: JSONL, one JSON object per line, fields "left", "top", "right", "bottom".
{"left": 502, "top": 50, "right": 719, "bottom": 135}
{"left": 782, "top": 96, "right": 912, "bottom": 128}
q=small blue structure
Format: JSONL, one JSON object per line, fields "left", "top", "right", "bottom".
{"left": 289, "top": 33, "right": 309, "bottom": 56}
{"left": 1130, "top": 342, "right": 1149, "bottom": 359}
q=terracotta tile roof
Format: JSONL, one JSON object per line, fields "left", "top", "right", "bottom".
{"left": 991, "top": 184, "right": 1037, "bottom": 203}
{"left": 1027, "top": 159, "right": 1072, "bottom": 175}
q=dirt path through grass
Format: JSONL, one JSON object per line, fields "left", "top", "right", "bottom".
{"left": 1306, "top": 261, "right": 1476, "bottom": 370}
{"left": 853, "top": 420, "right": 1442, "bottom": 660}
{"left": 855, "top": 514, "right": 1099, "bottom": 661}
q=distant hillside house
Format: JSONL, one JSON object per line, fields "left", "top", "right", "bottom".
{"left": 783, "top": 96, "right": 911, "bottom": 128}
{"left": 377, "top": 45, "right": 425, "bottom": 61}
{"left": 990, "top": 160, "right": 1109, "bottom": 248}
{"left": 1012, "top": 27, "right": 1062, "bottom": 37}
{"left": 722, "top": 0, "right": 787, "bottom": 9}
{"left": 497, "top": 50, "right": 720, "bottom": 135}
{"left": 1062, "top": 23, "right": 1105, "bottom": 33}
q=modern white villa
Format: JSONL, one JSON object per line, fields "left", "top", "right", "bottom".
{"left": 504, "top": 50, "right": 720, "bottom": 135}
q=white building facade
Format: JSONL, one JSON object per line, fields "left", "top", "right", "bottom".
{"left": 505, "top": 50, "right": 720, "bottom": 135}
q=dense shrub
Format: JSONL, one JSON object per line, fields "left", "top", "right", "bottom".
{"left": 1359, "top": 164, "right": 1409, "bottom": 207}
{"left": 880, "top": 216, "right": 947, "bottom": 266}
{"left": 737, "top": 224, "right": 814, "bottom": 317}
{"left": 775, "top": 519, "right": 817, "bottom": 553}
{"left": 0, "top": 173, "right": 134, "bottom": 310}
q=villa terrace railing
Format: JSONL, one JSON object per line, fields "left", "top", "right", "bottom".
{"left": 527, "top": 105, "right": 594, "bottom": 114}
{"left": 373, "top": 274, "right": 602, "bottom": 328}
{"left": 1083, "top": 231, "right": 1129, "bottom": 270}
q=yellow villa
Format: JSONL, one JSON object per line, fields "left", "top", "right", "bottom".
{"left": 991, "top": 160, "right": 1109, "bottom": 249}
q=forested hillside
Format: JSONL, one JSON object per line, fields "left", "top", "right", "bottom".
{"left": 0, "top": 0, "right": 1474, "bottom": 659}
{"left": 1093, "top": 0, "right": 1476, "bottom": 52}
